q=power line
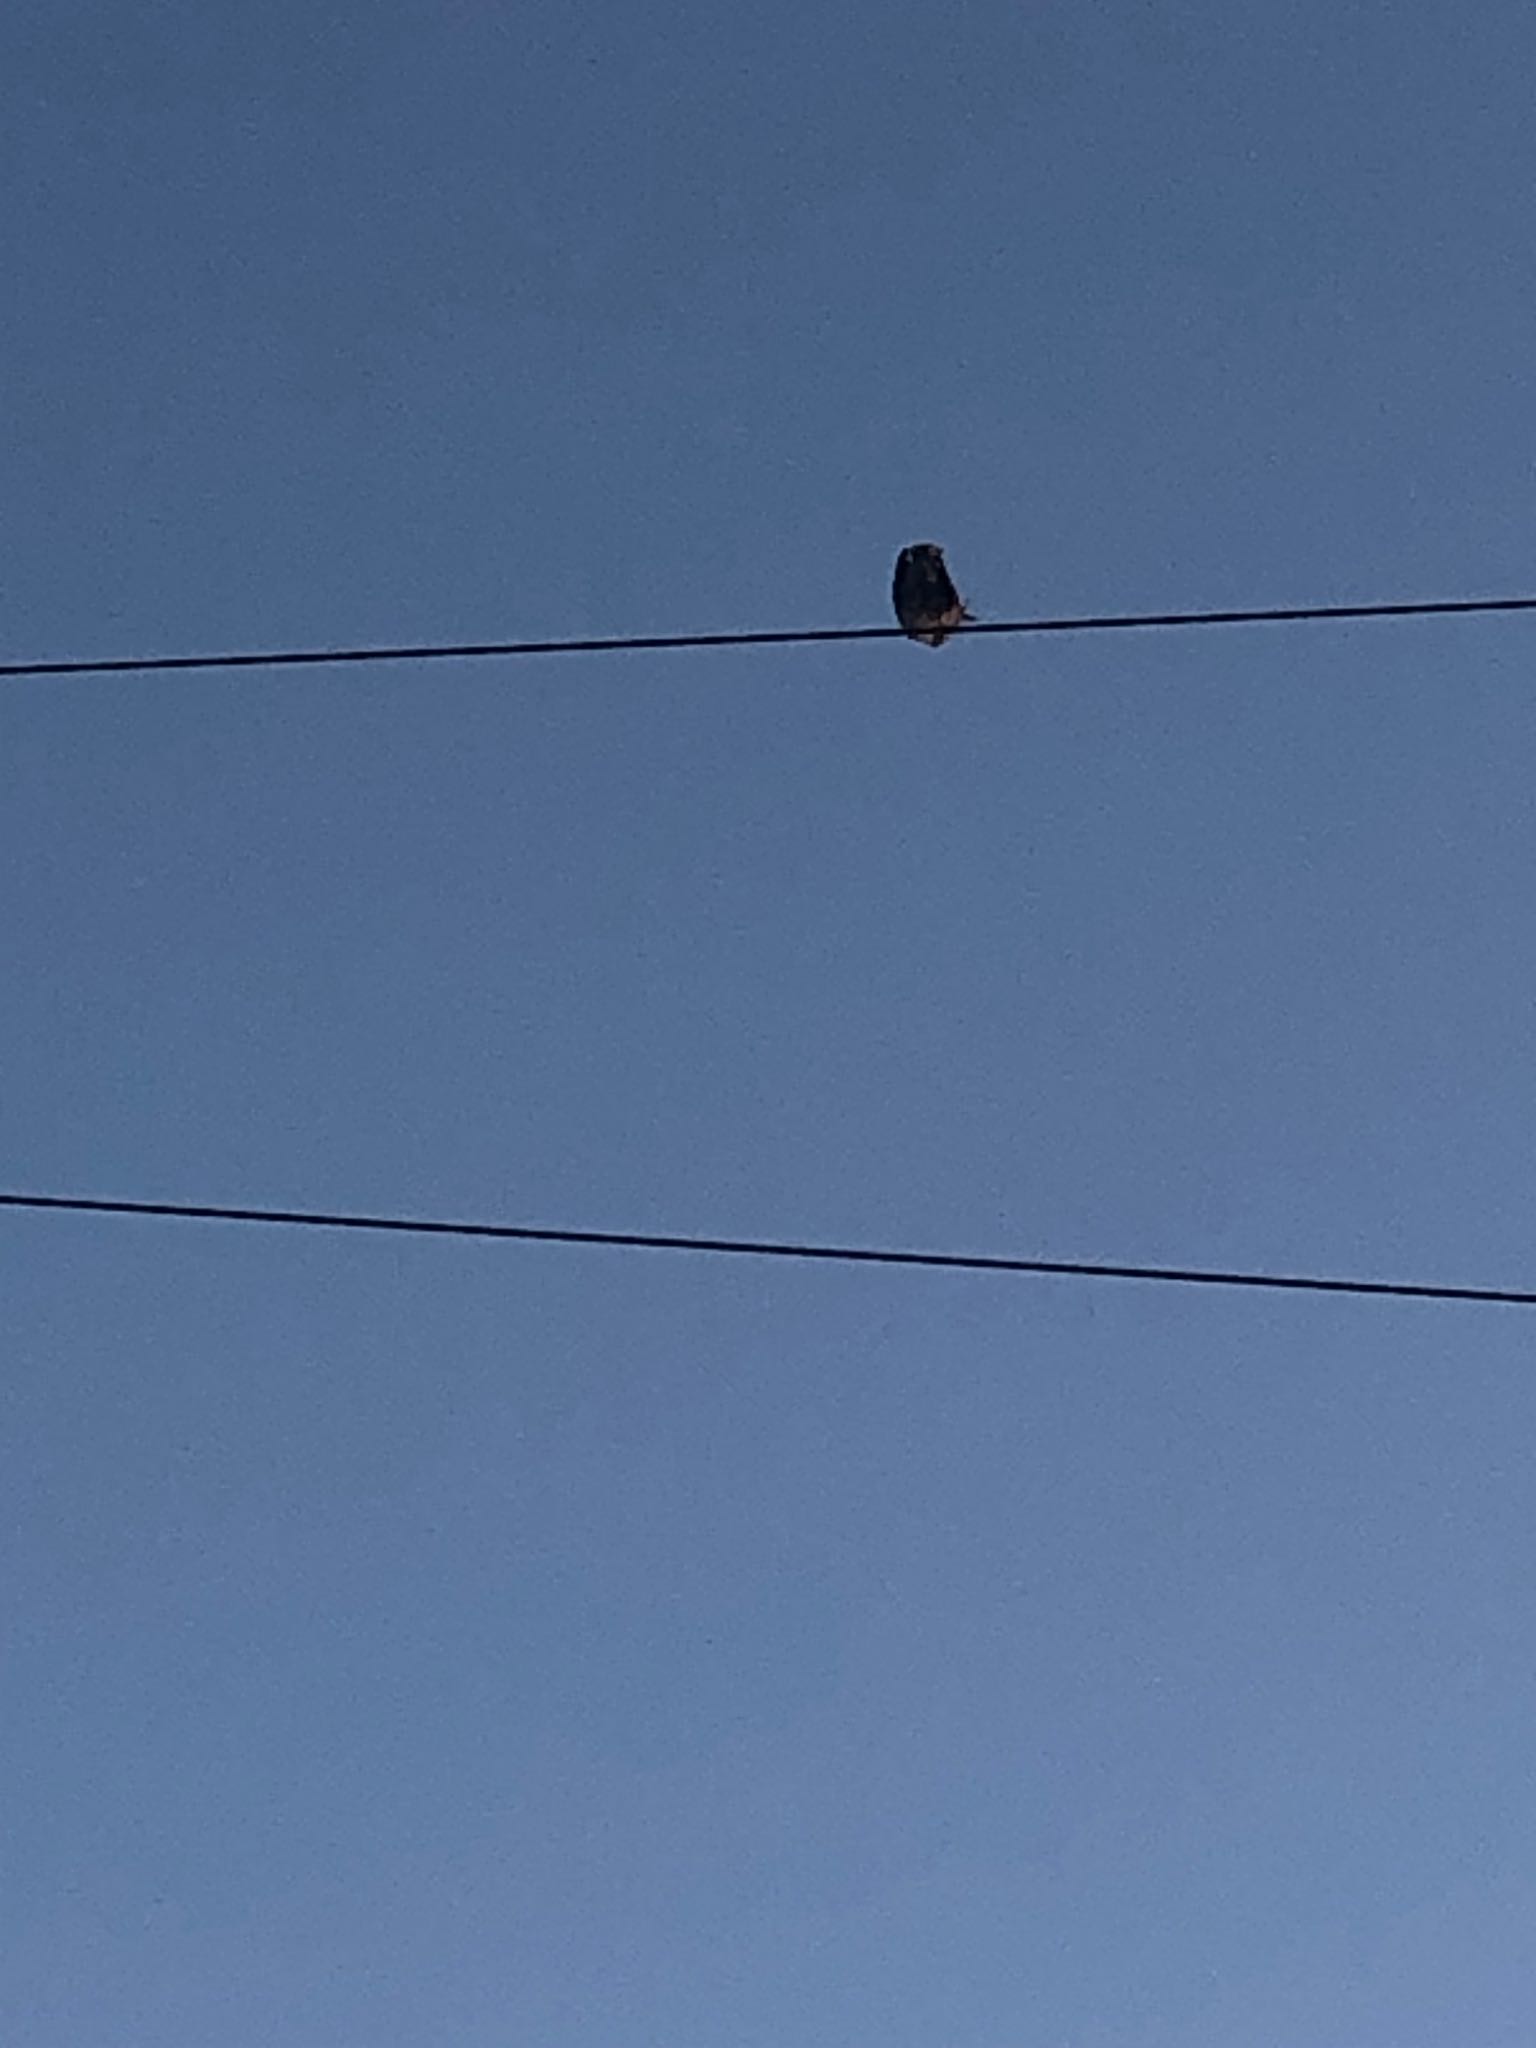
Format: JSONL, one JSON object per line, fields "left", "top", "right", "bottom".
{"left": 5, "top": 591, "right": 1536, "bottom": 682}
{"left": 1, "top": 1188, "right": 1530, "bottom": 1307}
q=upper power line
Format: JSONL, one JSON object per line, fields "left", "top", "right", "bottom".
{"left": 4, "top": 591, "right": 1536, "bottom": 683}
{"left": 2, "top": 1188, "right": 1533, "bottom": 1309}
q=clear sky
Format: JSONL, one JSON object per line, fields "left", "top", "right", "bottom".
{"left": 4, "top": 3, "right": 1536, "bottom": 2041}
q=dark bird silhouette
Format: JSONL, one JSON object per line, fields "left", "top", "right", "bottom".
{"left": 892, "top": 543, "right": 973, "bottom": 647}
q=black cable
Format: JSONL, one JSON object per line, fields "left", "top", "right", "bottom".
{"left": 5, "top": 592, "right": 1536, "bottom": 682}
{"left": 1, "top": 1188, "right": 1530, "bottom": 1306}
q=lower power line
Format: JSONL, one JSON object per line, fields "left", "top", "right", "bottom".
{"left": 0, "top": 1189, "right": 1529, "bottom": 1308}
{"left": 5, "top": 590, "right": 1536, "bottom": 682}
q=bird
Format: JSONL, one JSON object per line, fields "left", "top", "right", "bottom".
{"left": 892, "top": 543, "right": 973, "bottom": 647}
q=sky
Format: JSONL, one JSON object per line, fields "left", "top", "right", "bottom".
{"left": 4, "top": 2, "right": 1536, "bottom": 2041}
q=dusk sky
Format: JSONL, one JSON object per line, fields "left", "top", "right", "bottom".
{"left": 5, "top": 4, "right": 1536, "bottom": 2041}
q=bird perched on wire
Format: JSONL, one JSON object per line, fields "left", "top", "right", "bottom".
{"left": 892, "top": 543, "right": 974, "bottom": 647}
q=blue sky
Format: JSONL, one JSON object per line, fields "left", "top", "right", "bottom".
{"left": 5, "top": 3, "right": 1536, "bottom": 2041}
